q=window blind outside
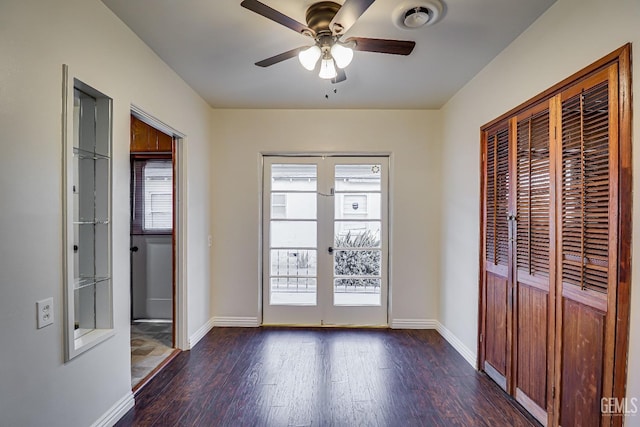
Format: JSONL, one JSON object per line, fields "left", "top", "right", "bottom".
{"left": 132, "top": 159, "right": 173, "bottom": 234}
{"left": 343, "top": 194, "right": 367, "bottom": 215}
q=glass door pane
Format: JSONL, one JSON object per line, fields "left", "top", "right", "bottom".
{"left": 268, "top": 164, "right": 317, "bottom": 306}
{"left": 333, "top": 164, "right": 383, "bottom": 306}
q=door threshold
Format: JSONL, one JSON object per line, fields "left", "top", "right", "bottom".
{"left": 132, "top": 348, "right": 180, "bottom": 395}
{"left": 133, "top": 319, "right": 172, "bottom": 324}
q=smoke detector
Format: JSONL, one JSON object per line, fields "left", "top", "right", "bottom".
{"left": 393, "top": 1, "right": 444, "bottom": 29}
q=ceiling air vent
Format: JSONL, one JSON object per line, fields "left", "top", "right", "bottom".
{"left": 393, "top": 1, "right": 444, "bottom": 29}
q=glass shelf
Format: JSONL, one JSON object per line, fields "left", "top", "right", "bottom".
{"left": 74, "top": 276, "right": 110, "bottom": 290}
{"left": 73, "top": 220, "right": 110, "bottom": 225}
{"left": 73, "top": 147, "right": 110, "bottom": 160}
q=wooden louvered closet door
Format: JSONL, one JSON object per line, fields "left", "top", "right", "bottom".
{"left": 481, "top": 105, "right": 555, "bottom": 426}
{"left": 511, "top": 104, "right": 553, "bottom": 425}
{"left": 554, "top": 64, "right": 619, "bottom": 427}
{"left": 482, "top": 124, "right": 511, "bottom": 390}
{"left": 480, "top": 46, "right": 631, "bottom": 427}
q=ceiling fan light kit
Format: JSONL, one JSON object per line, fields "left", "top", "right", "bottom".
{"left": 298, "top": 37, "right": 355, "bottom": 79}
{"left": 241, "top": 0, "right": 419, "bottom": 83}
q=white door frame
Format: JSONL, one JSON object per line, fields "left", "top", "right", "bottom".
{"left": 130, "top": 105, "right": 188, "bottom": 350}
{"left": 260, "top": 153, "right": 390, "bottom": 326}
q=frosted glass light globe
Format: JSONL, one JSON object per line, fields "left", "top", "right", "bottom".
{"left": 318, "top": 58, "right": 337, "bottom": 79}
{"left": 298, "top": 45, "right": 321, "bottom": 71}
{"left": 330, "top": 43, "right": 354, "bottom": 69}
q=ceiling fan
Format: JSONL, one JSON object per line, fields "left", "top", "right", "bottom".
{"left": 240, "top": 0, "right": 416, "bottom": 83}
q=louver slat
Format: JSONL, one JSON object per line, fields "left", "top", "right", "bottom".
{"left": 485, "top": 127, "right": 509, "bottom": 267}
{"left": 486, "top": 134, "right": 496, "bottom": 264}
{"left": 496, "top": 128, "right": 510, "bottom": 266}
{"left": 516, "top": 110, "right": 550, "bottom": 278}
{"left": 561, "top": 81, "right": 610, "bottom": 293}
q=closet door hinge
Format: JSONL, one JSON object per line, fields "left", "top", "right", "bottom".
{"left": 552, "top": 385, "right": 556, "bottom": 399}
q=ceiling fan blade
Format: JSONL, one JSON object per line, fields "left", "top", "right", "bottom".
{"left": 330, "top": 0, "right": 376, "bottom": 35}
{"left": 347, "top": 37, "right": 416, "bottom": 55}
{"left": 241, "top": 0, "right": 313, "bottom": 36}
{"left": 331, "top": 69, "right": 347, "bottom": 84}
{"left": 255, "top": 47, "right": 305, "bottom": 67}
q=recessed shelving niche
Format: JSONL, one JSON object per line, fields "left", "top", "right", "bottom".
{"left": 62, "top": 65, "right": 114, "bottom": 360}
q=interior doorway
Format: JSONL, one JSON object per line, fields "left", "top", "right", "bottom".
{"left": 262, "top": 155, "right": 389, "bottom": 326}
{"left": 129, "top": 114, "right": 179, "bottom": 390}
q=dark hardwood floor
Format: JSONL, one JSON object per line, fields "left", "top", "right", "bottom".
{"left": 116, "top": 328, "right": 539, "bottom": 427}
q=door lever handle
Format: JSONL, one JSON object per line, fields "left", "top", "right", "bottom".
{"left": 130, "top": 246, "right": 139, "bottom": 252}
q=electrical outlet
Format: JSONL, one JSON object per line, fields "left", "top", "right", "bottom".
{"left": 36, "top": 297, "right": 54, "bottom": 329}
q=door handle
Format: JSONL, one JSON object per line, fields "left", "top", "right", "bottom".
{"left": 328, "top": 246, "right": 334, "bottom": 254}
{"left": 130, "top": 246, "right": 139, "bottom": 252}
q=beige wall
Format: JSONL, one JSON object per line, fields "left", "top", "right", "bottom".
{"left": 210, "top": 109, "right": 442, "bottom": 323}
{"left": 439, "top": 0, "right": 640, "bottom": 414}
{"left": 0, "top": 0, "right": 212, "bottom": 425}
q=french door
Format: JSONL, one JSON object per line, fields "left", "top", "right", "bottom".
{"left": 262, "top": 156, "right": 388, "bottom": 326}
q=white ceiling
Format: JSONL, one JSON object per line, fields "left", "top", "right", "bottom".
{"left": 101, "top": 0, "right": 556, "bottom": 109}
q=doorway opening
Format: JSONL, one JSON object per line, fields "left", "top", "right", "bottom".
{"left": 129, "top": 114, "right": 180, "bottom": 390}
{"left": 262, "top": 155, "right": 389, "bottom": 326}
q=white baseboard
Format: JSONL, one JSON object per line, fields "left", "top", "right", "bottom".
{"left": 91, "top": 391, "right": 134, "bottom": 427}
{"left": 390, "top": 318, "right": 438, "bottom": 329}
{"left": 188, "top": 316, "right": 261, "bottom": 348}
{"left": 188, "top": 317, "right": 215, "bottom": 349}
{"left": 435, "top": 321, "right": 477, "bottom": 368}
{"left": 212, "top": 316, "right": 260, "bottom": 328}
{"left": 389, "top": 318, "right": 477, "bottom": 369}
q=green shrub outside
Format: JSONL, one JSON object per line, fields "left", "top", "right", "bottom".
{"left": 334, "top": 230, "right": 380, "bottom": 288}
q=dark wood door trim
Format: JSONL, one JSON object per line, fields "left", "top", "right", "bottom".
{"left": 612, "top": 43, "right": 633, "bottom": 427}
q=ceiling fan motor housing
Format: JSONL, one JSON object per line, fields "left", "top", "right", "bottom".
{"left": 306, "top": 1, "right": 341, "bottom": 35}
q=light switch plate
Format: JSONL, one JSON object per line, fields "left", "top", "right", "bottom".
{"left": 37, "top": 297, "right": 54, "bottom": 329}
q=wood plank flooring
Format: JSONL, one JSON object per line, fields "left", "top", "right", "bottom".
{"left": 116, "top": 328, "right": 540, "bottom": 427}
